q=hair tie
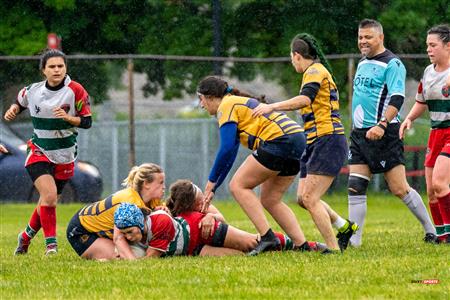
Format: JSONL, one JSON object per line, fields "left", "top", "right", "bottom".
{"left": 225, "top": 86, "right": 233, "bottom": 94}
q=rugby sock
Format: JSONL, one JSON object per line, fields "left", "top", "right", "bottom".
{"left": 20, "top": 207, "right": 41, "bottom": 244}
{"left": 333, "top": 216, "right": 348, "bottom": 233}
{"left": 348, "top": 195, "right": 367, "bottom": 247}
{"left": 429, "top": 201, "right": 446, "bottom": 241}
{"left": 437, "top": 192, "right": 450, "bottom": 237}
{"left": 40, "top": 206, "right": 57, "bottom": 247}
{"left": 274, "top": 232, "right": 292, "bottom": 250}
{"left": 402, "top": 189, "right": 435, "bottom": 234}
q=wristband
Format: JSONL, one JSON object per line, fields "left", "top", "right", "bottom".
{"left": 376, "top": 122, "right": 387, "bottom": 130}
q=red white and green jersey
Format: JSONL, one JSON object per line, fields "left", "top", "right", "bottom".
{"left": 416, "top": 64, "right": 450, "bottom": 129}
{"left": 142, "top": 210, "right": 189, "bottom": 256}
{"left": 17, "top": 75, "right": 91, "bottom": 164}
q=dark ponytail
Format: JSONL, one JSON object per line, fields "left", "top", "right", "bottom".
{"left": 197, "top": 76, "right": 266, "bottom": 103}
{"left": 291, "top": 33, "right": 335, "bottom": 82}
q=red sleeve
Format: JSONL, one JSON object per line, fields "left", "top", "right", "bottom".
{"left": 68, "top": 81, "right": 91, "bottom": 117}
{"left": 148, "top": 213, "right": 176, "bottom": 252}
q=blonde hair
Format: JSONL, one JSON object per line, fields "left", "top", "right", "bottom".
{"left": 122, "top": 163, "right": 163, "bottom": 193}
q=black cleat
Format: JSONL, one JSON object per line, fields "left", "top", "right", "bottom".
{"left": 321, "top": 248, "right": 339, "bottom": 255}
{"left": 423, "top": 233, "right": 439, "bottom": 244}
{"left": 337, "top": 220, "right": 359, "bottom": 251}
{"left": 248, "top": 237, "right": 280, "bottom": 256}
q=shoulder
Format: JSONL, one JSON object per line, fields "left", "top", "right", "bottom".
{"left": 67, "top": 78, "right": 88, "bottom": 95}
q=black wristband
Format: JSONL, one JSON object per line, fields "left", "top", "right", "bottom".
{"left": 376, "top": 122, "right": 387, "bottom": 130}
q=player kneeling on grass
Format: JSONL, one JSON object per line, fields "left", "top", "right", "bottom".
{"left": 66, "top": 163, "right": 166, "bottom": 260}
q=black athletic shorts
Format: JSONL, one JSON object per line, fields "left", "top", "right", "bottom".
{"left": 348, "top": 123, "right": 405, "bottom": 174}
{"left": 192, "top": 223, "right": 229, "bottom": 256}
{"left": 26, "top": 162, "right": 68, "bottom": 194}
{"left": 66, "top": 210, "right": 99, "bottom": 256}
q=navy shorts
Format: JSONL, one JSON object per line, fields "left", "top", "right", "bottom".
{"left": 253, "top": 132, "right": 305, "bottom": 177}
{"left": 66, "top": 211, "right": 99, "bottom": 256}
{"left": 348, "top": 123, "right": 405, "bottom": 174}
{"left": 300, "top": 134, "right": 348, "bottom": 178}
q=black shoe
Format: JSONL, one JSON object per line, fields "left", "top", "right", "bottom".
{"left": 423, "top": 233, "right": 439, "bottom": 244}
{"left": 248, "top": 237, "right": 280, "bottom": 256}
{"left": 336, "top": 220, "right": 359, "bottom": 251}
{"left": 321, "top": 248, "right": 339, "bottom": 255}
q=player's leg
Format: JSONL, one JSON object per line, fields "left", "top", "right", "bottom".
{"left": 229, "top": 155, "right": 280, "bottom": 253}
{"left": 426, "top": 167, "right": 446, "bottom": 242}
{"left": 432, "top": 152, "right": 450, "bottom": 242}
{"left": 260, "top": 174, "right": 309, "bottom": 248}
{"left": 199, "top": 245, "right": 243, "bottom": 256}
{"left": 348, "top": 164, "right": 371, "bottom": 247}
{"left": 301, "top": 174, "right": 339, "bottom": 250}
{"left": 384, "top": 164, "right": 437, "bottom": 242}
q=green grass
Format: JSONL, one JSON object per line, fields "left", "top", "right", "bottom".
{"left": 1, "top": 195, "right": 448, "bottom": 299}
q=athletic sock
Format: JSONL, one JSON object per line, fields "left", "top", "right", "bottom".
{"left": 348, "top": 195, "right": 367, "bottom": 246}
{"left": 274, "top": 232, "right": 293, "bottom": 250}
{"left": 40, "top": 206, "right": 57, "bottom": 247}
{"left": 333, "top": 216, "right": 348, "bottom": 233}
{"left": 402, "top": 189, "right": 435, "bottom": 234}
{"left": 437, "top": 192, "right": 450, "bottom": 237}
{"left": 20, "top": 207, "right": 41, "bottom": 244}
{"left": 429, "top": 201, "right": 446, "bottom": 241}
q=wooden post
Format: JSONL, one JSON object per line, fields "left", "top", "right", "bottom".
{"left": 128, "top": 58, "right": 135, "bottom": 168}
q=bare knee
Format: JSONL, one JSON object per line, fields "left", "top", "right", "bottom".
{"left": 390, "top": 186, "right": 409, "bottom": 199}
{"left": 39, "top": 190, "right": 58, "bottom": 206}
{"left": 297, "top": 194, "right": 306, "bottom": 209}
{"left": 300, "top": 191, "right": 317, "bottom": 210}
{"left": 228, "top": 179, "right": 240, "bottom": 197}
{"left": 432, "top": 179, "right": 447, "bottom": 197}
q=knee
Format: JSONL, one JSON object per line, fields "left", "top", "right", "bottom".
{"left": 300, "top": 191, "right": 316, "bottom": 210}
{"left": 297, "top": 194, "right": 306, "bottom": 209}
{"left": 228, "top": 179, "right": 240, "bottom": 196}
{"left": 390, "top": 186, "right": 409, "bottom": 199}
{"left": 348, "top": 174, "right": 369, "bottom": 196}
{"left": 432, "top": 179, "right": 446, "bottom": 196}
{"left": 39, "top": 190, "right": 58, "bottom": 206}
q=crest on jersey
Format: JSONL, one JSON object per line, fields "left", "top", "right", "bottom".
{"left": 442, "top": 85, "right": 449, "bottom": 98}
{"left": 60, "top": 104, "right": 70, "bottom": 113}
{"left": 34, "top": 105, "right": 41, "bottom": 114}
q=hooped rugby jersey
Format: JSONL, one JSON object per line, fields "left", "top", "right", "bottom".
{"left": 415, "top": 64, "right": 450, "bottom": 128}
{"left": 299, "top": 63, "right": 344, "bottom": 144}
{"left": 17, "top": 75, "right": 91, "bottom": 164}
{"left": 78, "top": 187, "right": 148, "bottom": 239}
{"left": 216, "top": 95, "right": 302, "bottom": 150}
{"left": 141, "top": 210, "right": 189, "bottom": 256}
{"left": 352, "top": 50, "right": 406, "bottom": 129}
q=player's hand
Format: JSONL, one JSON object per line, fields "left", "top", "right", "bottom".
{"left": 252, "top": 103, "right": 274, "bottom": 117}
{"left": 366, "top": 125, "right": 385, "bottom": 141}
{"left": 0, "top": 144, "right": 8, "bottom": 154}
{"left": 4, "top": 104, "right": 20, "bottom": 121}
{"left": 53, "top": 107, "right": 70, "bottom": 121}
{"left": 399, "top": 119, "right": 412, "bottom": 140}
{"left": 202, "top": 181, "right": 215, "bottom": 212}
{"left": 199, "top": 213, "right": 216, "bottom": 239}
{"left": 153, "top": 205, "right": 170, "bottom": 214}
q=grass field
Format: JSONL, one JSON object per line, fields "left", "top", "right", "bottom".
{"left": 1, "top": 194, "right": 448, "bottom": 299}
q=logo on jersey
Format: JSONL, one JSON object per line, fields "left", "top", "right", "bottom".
{"left": 348, "top": 150, "right": 352, "bottom": 160}
{"left": 80, "top": 234, "right": 89, "bottom": 243}
{"left": 442, "top": 85, "right": 449, "bottom": 98}
{"left": 76, "top": 100, "right": 84, "bottom": 112}
{"left": 380, "top": 160, "right": 386, "bottom": 168}
{"left": 60, "top": 104, "right": 70, "bottom": 113}
{"left": 33, "top": 148, "right": 43, "bottom": 156}
{"left": 34, "top": 105, "right": 41, "bottom": 114}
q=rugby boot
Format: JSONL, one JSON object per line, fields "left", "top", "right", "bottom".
{"left": 337, "top": 220, "right": 359, "bottom": 251}
{"left": 423, "top": 233, "right": 439, "bottom": 244}
{"left": 14, "top": 232, "right": 30, "bottom": 255}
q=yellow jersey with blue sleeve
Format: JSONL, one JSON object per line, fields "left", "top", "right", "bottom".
{"left": 299, "top": 63, "right": 344, "bottom": 144}
{"left": 217, "top": 95, "right": 303, "bottom": 150}
{"left": 78, "top": 187, "right": 161, "bottom": 239}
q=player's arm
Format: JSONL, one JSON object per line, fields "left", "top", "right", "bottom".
{"left": 52, "top": 108, "right": 92, "bottom": 128}
{"left": 207, "top": 204, "right": 226, "bottom": 223}
{"left": 113, "top": 225, "right": 137, "bottom": 260}
{"left": 145, "top": 248, "right": 163, "bottom": 258}
{"left": 252, "top": 84, "right": 317, "bottom": 117}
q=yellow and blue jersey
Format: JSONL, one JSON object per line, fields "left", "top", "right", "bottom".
{"left": 299, "top": 63, "right": 344, "bottom": 144}
{"left": 78, "top": 187, "right": 161, "bottom": 238}
{"left": 217, "top": 95, "right": 303, "bottom": 150}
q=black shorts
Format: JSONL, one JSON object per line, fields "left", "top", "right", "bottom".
{"left": 192, "top": 223, "right": 229, "bottom": 256}
{"left": 300, "top": 134, "right": 348, "bottom": 178}
{"left": 348, "top": 123, "right": 405, "bottom": 174}
{"left": 253, "top": 147, "right": 301, "bottom": 176}
{"left": 26, "top": 162, "right": 68, "bottom": 194}
{"left": 66, "top": 211, "right": 99, "bottom": 256}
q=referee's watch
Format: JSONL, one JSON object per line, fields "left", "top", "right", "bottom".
{"left": 377, "top": 116, "right": 388, "bottom": 130}
{"left": 379, "top": 116, "right": 388, "bottom": 123}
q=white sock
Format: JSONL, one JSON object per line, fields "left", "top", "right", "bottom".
{"left": 332, "top": 216, "right": 347, "bottom": 231}
{"left": 402, "top": 189, "right": 436, "bottom": 234}
{"left": 348, "top": 195, "right": 367, "bottom": 247}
